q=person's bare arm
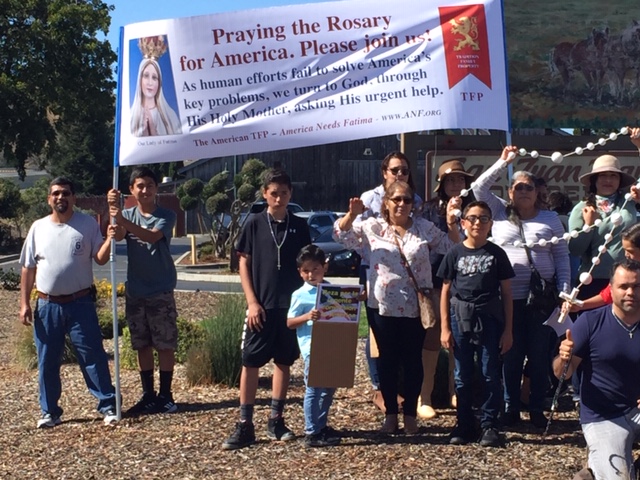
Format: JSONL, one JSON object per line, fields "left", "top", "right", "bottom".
{"left": 19, "top": 267, "right": 36, "bottom": 326}
{"left": 239, "top": 253, "right": 265, "bottom": 332}
{"left": 109, "top": 205, "right": 164, "bottom": 244}
{"left": 440, "top": 280, "right": 453, "bottom": 350}
{"left": 553, "top": 329, "right": 582, "bottom": 379}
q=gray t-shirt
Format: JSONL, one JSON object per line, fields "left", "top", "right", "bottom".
{"left": 20, "top": 212, "right": 102, "bottom": 295}
{"left": 123, "top": 205, "right": 176, "bottom": 298}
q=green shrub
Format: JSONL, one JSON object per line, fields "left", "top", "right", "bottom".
{"left": 97, "top": 310, "right": 126, "bottom": 339}
{"left": 120, "top": 317, "right": 206, "bottom": 370}
{"left": 187, "top": 294, "right": 245, "bottom": 387}
{"left": 185, "top": 345, "right": 213, "bottom": 386}
{"left": 0, "top": 267, "right": 20, "bottom": 290}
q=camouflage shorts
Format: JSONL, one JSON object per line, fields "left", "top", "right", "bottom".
{"left": 126, "top": 292, "right": 178, "bottom": 351}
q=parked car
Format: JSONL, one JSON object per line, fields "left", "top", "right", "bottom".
{"left": 312, "top": 228, "right": 361, "bottom": 277}
{"left": 294, "top": 211, "right": 338, "bottom": 232}
{"left": 249, "top": 201, "right": 304, "bottom": 214}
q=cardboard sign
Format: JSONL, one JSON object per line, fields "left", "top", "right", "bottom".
{"left": 308, "top": 284, "right": 363, "bottom": 388}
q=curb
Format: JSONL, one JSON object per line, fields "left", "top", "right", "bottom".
{"left": 0, "top": 254, "right": 20, "bottom": 265}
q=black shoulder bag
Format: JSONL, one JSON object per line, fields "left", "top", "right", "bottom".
{"left": 519, "top": 223, "right": 559, "bottom": 316}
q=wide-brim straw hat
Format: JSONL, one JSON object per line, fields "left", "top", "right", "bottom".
{"left": 434, "top": 158, "right": 474, "bottom": 192}
{"left": 578, "top": 154, "right": 636, "bottom": 188}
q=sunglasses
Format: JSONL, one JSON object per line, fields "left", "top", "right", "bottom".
{"left": 464, "top": 215, "right": 491, "bottom": 224}
{"left": 387, "top": 167, "right": 410, "bottom": 176}
{"left": 513, "top": 183, "right": 535, "bottom": 192}
{"left": 388, "top": 196, "right": 414, "bottom": 205}
{"left": 50, "top": 190, "right": 72, "bottom": 198}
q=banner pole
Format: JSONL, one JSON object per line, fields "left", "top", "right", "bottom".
{"left": 110, "top": 26, "right": 126, "bottom": 421}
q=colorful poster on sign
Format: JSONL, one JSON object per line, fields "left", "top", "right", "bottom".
{"left": 315, "top": 284, "right": 363, "bottom": 324}
{"left": 116, "top": 0, "right": 509, "bottom": 166}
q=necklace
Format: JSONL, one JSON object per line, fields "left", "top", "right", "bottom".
{"left": 266, "top": 212, "right": 289, "bottom": 270}
{"left": 612, "top": 309, "right": 639, "bottom": 339}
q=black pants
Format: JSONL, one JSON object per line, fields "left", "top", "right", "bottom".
{"left": 369, "top": 309, "right": 425, "bottom": 416}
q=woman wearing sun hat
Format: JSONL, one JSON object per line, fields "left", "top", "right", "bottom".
{"left": 568, "top": 153, "right": 640, "bottom": 300}
{"left": 418, "top": 158, "right": 473, "bottom": 419}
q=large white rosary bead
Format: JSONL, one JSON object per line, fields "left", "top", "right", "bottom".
{"left": 570, "top": 230, "right": 580, "bottom": 238}
{"left": 609, "top": 132, "right": 618, "bottom": 141}
{"left": 550, "top": 236, "right": 559, "bottom": 244}
{"left": 507, "top": 152, "right": 516, "bottom": 161}
{"left": 579, "top": 272, "right": 593, "bottom": 285}
{"left": 587, "top": 142, "right": 595, "bottom": 150}
{"left": 594, "top": 218, "right": 603, "bottom": 226}
{"left": 592, "top": 257, "right": 601, "bottom": 266}
{"left": 562, "top": 232, "right": 571, "bottom": 241}
{"left": 452, "top": 209, "right": 462, "bottom": 218}
{"left": 598, "top": 245, "right": 607, "bottom": 254}
{"left": 582, "top": 224, "right": 592, "bottom": 233}
{"left": 611, "top": 212, "right": 623, "bottom": 226}
{"left": 551, "top": 151, "right": 564, "bottom": 163}
{"left": 538, "top": 238, "right": 548, "bottom": 247}
{"left": 575, "top": 147, "right": 584, "bottom": 155}
{"left": 604, "top": 233, "right": 613, "bottom": 243}
{"left": 513, "top": 240, "right": 522, "bottom": 248}
{"left": 530, "top": 150, "right": 539, "bottom": 159}
{"left": 459, "top": 189, "right": 469, "bottom": 198}
{"left": 597, "top": 138, "right": 607, "bottom": 146}
{"left": 621, "top": 126, "right": 629, "bottom": 135}
{"left": 518, "top": 148, "right": 527, "bottom": 156}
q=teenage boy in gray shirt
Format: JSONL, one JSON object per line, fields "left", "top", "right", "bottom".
{"left": 108, "top": 167, "right": 178, "bottom": 415}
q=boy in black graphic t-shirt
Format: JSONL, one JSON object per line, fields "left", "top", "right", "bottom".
{"left": 438, "top": 201, "right": 514, "bottom": 448}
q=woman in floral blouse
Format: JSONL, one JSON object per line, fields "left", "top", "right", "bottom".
{"left": 334, "top": 181, "right": 460, "bottom": 434}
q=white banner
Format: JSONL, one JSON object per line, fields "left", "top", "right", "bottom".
{"left": 117, "top": 0, "right": 509, "bottom": 166}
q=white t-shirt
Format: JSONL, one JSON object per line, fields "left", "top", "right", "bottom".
{"left": 20, "top": 212, "right": 103, "bottom": 295}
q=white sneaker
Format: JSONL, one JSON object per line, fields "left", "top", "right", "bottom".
{"left": 37, "top": 413, "right": 62, "bottom": 429}
{"left": 103, "top": 408, "right": 119, "bottom": 426}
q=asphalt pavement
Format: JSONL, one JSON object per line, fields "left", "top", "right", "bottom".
{"left": 0, "top": 235, "right": 358, "bottom": 293}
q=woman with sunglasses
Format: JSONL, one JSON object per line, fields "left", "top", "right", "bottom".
{"left": 335, "top": 180, "right": 460, "bottom": 434}
{"left": 358, "top": 152, "right": 423, "bottom": 413}
{"left": 473, "top": 146, "right": 571, "bottom": 430}
{"left": 418, "top": 159, "right": 474, "bottom": 419}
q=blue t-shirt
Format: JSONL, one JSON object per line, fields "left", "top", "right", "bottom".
{"left": 123, "top": 205, "right": 177, "bottom": 298}
{"left": 287, "top": 282, "right": 320, "bottom": 360}
{"left": 571, "top": 306, "right": 640, "bottom": 424}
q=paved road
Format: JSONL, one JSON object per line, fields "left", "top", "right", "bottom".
{"left": 0, "top": 236, "right": 357, "bottom": 293}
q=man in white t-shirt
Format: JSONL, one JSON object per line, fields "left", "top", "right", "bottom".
{"left": 19, "top": 177, "right": 118, "bottom": 429}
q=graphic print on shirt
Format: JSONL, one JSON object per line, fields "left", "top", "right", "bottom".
{"left": 456, "top": 254, "right": 495, "bottom": 276}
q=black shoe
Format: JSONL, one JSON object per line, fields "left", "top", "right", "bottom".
{"left": 499, "top": 410, "right": 521, "bottom": 427}
{"left": 304, "top": 432, "right": 341, "bottom": 448}
{"left": 267, "top": 417, "right": 296, "bottom": 441}
{"left": 155, "top": 394, "right": 178, "bottom": 414}
{"left": 529, "top": 411, "right": 547, "bottom": 429}
{"left": 222, "top": 421, "right": 256, "bottom": 450}
{"left": 321, "top": 425, "right": 341, "bottom": 438}
{"left": 126, "top": 392, "right": 157, "bottom": 417}
{"left": 449, "top": 424, "right": 475, "bottom": 445}
{"left": 479, "top": 427, "right": 501, "bottom": 447}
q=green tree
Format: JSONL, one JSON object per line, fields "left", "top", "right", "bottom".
{"left": 18, "top": 177, "right": 51, "bottom": 234}
{"left": 0, "top": 1, "right": 116, "bottom": 179}
{"left": 0, "top": 178, "right": 25, "bottom": 220}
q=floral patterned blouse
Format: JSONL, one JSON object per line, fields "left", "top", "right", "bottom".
{"left": 333, "top": 216, "right": 455, "bottom": 318}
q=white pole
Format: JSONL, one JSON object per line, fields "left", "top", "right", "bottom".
{"left": 110, "top": 165, "right": 121, "bottom": 420}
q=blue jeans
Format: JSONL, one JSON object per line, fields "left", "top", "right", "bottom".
{"left": 582, "top": 407, "right": 640, "bottom": 480}
{"left": 34, "top": 296, "right": 116, "bottom": 416}
{"left": 303, "top": 356, "right": 335, "bottom": 435}
{"left": 451, "top": 309, "right": 502, "bottom": 429}
{"left": 503, "top": 299, "right": 555, "bottom": 414}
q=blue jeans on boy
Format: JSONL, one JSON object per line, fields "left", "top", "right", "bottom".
{"left": 303, "top": 355, "right": 336, "bottom": 435}
{"left": 451, "top": 309, "right": 502, "bottom": 429}
{"left": 34, "top": 296, "right": 116, "bottom": 417}
{"left": 503, "top": 299, "right": 554, "bottom": 415}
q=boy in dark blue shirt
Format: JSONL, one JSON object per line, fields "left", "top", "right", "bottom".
{"left": 438, "top": 201, "right": 514, "bottom": 447}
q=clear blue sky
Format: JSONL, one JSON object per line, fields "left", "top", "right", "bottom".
{"left": 106, "top": 0, "right": 332, "bottom": 49}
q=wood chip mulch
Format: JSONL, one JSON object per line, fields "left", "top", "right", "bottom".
{"left": 0, "top": 290, "right": 599, "bottom": 479}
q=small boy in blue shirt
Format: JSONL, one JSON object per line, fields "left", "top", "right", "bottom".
{"left": 287, "top": 245, "right": 340, "bottom": 448}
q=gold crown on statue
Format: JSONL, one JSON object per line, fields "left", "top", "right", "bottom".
{"left": 138, "top": 35, "right": 167, "bottom": 60}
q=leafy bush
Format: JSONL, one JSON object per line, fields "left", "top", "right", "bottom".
{"left": 185, "top": 294, "right": 245, "bottom": 387}
{"left": 0, "top": 267, "right": 20, "bottom": 290}
{"left": 120, "top": 317, "right": 206, "bottom": 370}
{"left": 94, "top": 278, "right": 125, "bottom": 299}
{"left": 97, "top": 310, "right": 126, "bottom": 339}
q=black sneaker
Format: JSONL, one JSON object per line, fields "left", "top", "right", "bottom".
{"left": 267, "top": 417, "right": 296, "bottom": 441}
{"left": 304, "top": 432, "right": 341, "bottom": 448}
{"left": 499, "top": 410, "right": 521, "bottom": 427}
{"left": 449, "top": 424, "right": 475, "bottom": 445}
{"left": 126, "top": 392, "right": 157, "bottom": 417}
{"left": 155, "top": 394, "right": 178, "bottom": 414}
{"left": 321, "top": 425, "right": 341, "bottom": 438}
{"left": 479, "top": 427, "right": 501, "bottom": 447}
{"left": 529, "top": 411, "right": 547, "bottom": 429}
{"left": 222, "top": 421, "right": 256, "bottom": 450}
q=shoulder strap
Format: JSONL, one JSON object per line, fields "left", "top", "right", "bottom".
{"left": 518, "top": 221, "right": 536, "bottom": 271}
{"left": 392, "top": 231, "right": 423, "bottom": 293}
